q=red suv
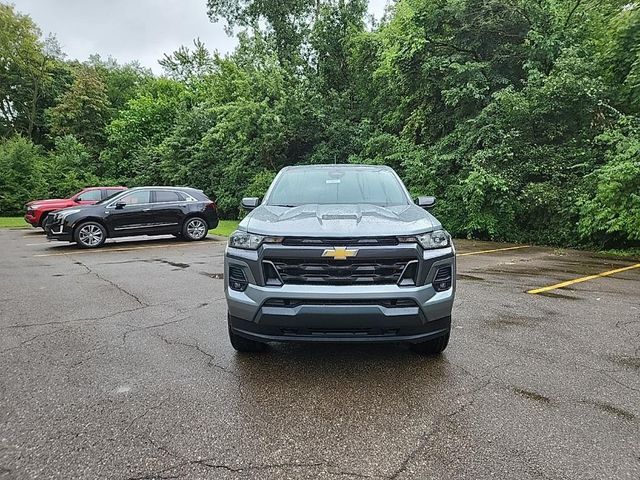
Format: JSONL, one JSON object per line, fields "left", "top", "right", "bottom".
{"left": 25, "top": 187, "right": 127, "bottom": 228}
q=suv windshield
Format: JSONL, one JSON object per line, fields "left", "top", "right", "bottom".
{"left": 266, "top": 167, "right": 409, "bottom": 207}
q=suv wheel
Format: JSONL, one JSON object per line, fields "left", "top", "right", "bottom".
{"left": 228, "top": 326, "right": 266, "bottom": 353}
{"left": 183, "top": 217, "right": 208, "bottom": 241}
{"left": 74, "top": 221, "right": 107, "bottom": 248}
{"left": 410, "top": 331, "right": 450, "bottom": 355}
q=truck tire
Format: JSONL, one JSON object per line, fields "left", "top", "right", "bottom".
{"left": 410, "top": 331, "right": 450, "bottom": 355}
{"left": 228, "top": 326, "right": 267, "bottom": 353}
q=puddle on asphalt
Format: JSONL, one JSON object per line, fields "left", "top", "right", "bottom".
{"left": 457, "top": 274, "right": 485, "bottom": 281}
{"left": 200, "top": 272, "right": 224, "bottom": 279}
{"left": 537, "top": 291, "right": 581, "bottom": 301}
{"left": 486, "top": 314, "right": 546, "bottom": 329}
{"left": 606, "top": 355, "right": 640, "bottom": 371}
{"left": 480, "top": 257, "right": 637, "bottom": 278}
{"left": 153, "top": 259, "right": 190, "bottom": 269}
{"left": 581, "top": 400, "right": 635, "bottom": 420}
{"left": 513, "top": 387, "right": 550, "bottom": 403}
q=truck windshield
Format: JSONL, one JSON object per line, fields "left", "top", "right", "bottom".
{"left": 266, "top": 167, "right": 409, "bottom": 207}
{"left": 96, "top": 191, "right": 125, "bottom": 205}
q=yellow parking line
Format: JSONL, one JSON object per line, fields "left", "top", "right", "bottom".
{"left": 457, "top": 245, "right": 530, "bottom": 257}
{"left": 527, "top": 263, "right": 640, "bottom": 294}
{"left": 34, "top": 242, "right": 212, "bottom": 257}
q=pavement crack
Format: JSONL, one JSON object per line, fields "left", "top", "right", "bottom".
{"left": 572, "top": 361, "right": 640, "bottom": 393}
{"left": 120, "top": 303, "right": 210, "bottom": 345}
{"left": 0, "top": 326, "right": 69, "bottom": 354}
{"left": 387, "top": 380, "right": 491, "bottom": 479}
{"left": 124, "top": 400, "right": 166, "bottom": 433}
{"left": 73, "top": 259, "right": 148, "bottom": 307}
{"left": 127, "top": 460, "right": 375, "bottom": 480}
{"left": 153, "top": 333, "right": 238, "bottom": 378}
{"left": 121, "top": 314, "right": 189, "bottom": 345}
{"left": 0, "top": 304, "right": 151, "bottom": 331}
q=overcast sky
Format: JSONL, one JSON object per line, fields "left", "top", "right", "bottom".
{"left": 12, "top": 0, "right": 390, "bottom": 73}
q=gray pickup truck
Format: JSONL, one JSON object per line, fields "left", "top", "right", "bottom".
{"left": 224, "top": 164, "right": 455, "bottom": 354}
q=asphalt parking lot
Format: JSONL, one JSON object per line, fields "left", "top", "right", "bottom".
{"left": 1, "top": 229, "right": 639, "bottom": 480}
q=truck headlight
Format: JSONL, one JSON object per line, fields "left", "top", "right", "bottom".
{"left": 229, "top": 231, "right": 264, "bottom": 250}
{"left": 399, "top": 230, "right": 450, "bottom": 249}
{"left": 228, "top": 231, "right": 283, "bottom": 250}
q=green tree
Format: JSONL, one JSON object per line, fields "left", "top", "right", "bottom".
{"left": 85, "top": 55, "right": 153, "bottom": 112}
{"left": 45, "top": 135, "right": 100, "bottom": 198}
{"left": 159, "top": 38, "right": 216, "bottom": 81}
{"left": 46, "top": 67, "right": 111, "bottom": 152}
{"left": 101, "top": 78, "right": 185, "bottom": 183}
{"left": 0, "top": 4, "right": 64, "bottom": 142}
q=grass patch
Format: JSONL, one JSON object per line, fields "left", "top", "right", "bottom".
{"left": 0, "top": 217, "right": 29, "bottom": 228}
{"left": 0, "top": 216, "right": 239, "bottom": 234}
{"left": 209, "top": 220, "right": 240, "bottom": 237}
{"left": 598, "top": 248, "right": 640, "bottom": 261}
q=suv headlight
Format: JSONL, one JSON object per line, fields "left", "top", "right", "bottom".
{"left": 228, "top": 231, "right": 283, "bottom": 250}
{"left": 399, "top": 230, "right": 450, "bottom": 249}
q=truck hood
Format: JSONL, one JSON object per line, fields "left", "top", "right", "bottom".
{"left": 27, "top": 198, "right": 73, "bottom": 208}
{"left": 242, "top": 204, "right": 440, "bottom": 237}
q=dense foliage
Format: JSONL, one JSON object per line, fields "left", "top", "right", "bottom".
{"left": 0, "top": 1, "right": 638, "bottom": 248}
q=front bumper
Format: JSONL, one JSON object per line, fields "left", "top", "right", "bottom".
{"left": 24, "top": 213, "right": 38, "bottom": 227}
{"left": 44, "top": 219, "right": 72, "bottom": 241}
{"left": 225, "top": 246, "right": 455, "bottom": 343}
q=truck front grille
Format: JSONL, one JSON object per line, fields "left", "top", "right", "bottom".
{"left": 265, "top": 258, "right": 413, "bottom": 285}
{"left": 282, "top": 237, "right": 398, "bottom": 247}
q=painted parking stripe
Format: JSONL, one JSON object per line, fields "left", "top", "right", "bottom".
{"left": 34, "top": 242, "right": 213, "bottom": 257}
{"left": 527, "top": 263, "right": 640, "bottom": 294}
{"left": 457, "top": 245, "right": 530, "bottom": 257}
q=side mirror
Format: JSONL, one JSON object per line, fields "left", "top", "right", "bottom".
{"left": 241, "top": 197, "right": 261, "bottom": 210}
{"left": 415, "top": 196, "right": 436, "bottom": 209}
{"left": 74, "top": 197, "right": 82, "bottom": 203}
{"left": 115, "top": 202, "right": 126, "bottom": 210}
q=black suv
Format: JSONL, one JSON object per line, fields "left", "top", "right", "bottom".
{"left": 45, "top": 187, "right": 218, "bottom": 248}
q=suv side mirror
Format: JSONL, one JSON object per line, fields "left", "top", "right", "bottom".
{"left": 415, "top": 196, "right": 436, "bottom": 209}
{"left": 242, "top": 197, "right": 261, "bottom": 210}
{"left": 115, "top": 202, "right": 127, "bottom": 210}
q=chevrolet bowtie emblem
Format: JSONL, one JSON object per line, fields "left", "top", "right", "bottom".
{"left": 322, "top": 246, "right": 359, "bottom": 260}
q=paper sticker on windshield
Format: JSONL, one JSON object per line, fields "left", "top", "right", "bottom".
{"left": 326, "top": 179, "right": 341, "bottom": 184}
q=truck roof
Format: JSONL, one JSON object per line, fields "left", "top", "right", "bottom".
{"left": 283, "top": 164, "right": 393, "bottom": 171}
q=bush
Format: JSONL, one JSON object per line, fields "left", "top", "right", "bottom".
{"left": 0, "top": 136, "right": 47, "bottom": 214}
{"left": 579, "top": 121, "right": 640, "bottom": 246}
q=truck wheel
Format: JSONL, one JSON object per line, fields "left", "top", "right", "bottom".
{"left": 228, "top": 326, "right": 267, "bottom": 353}
{"left": 74, "top": 221, "right": 107, "bottom": 248}
{"left": 410, "top": 331, "right": 450, "bottom": 355}
{"left": 182, "top": 217, "right": 208, "bottom": 241}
